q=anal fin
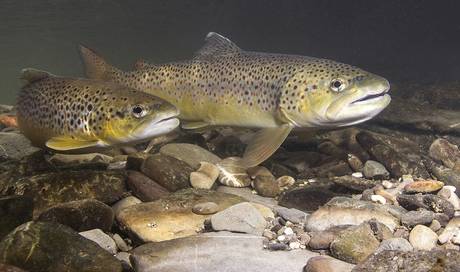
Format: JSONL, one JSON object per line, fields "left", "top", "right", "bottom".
{"left": 46, "top": 136, "right": 102, "bottom": 151}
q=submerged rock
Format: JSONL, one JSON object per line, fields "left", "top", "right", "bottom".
{"left": 429, "top": 138, "right": 460, "bottom": 169}
{"left": 400, "top": 210, "right": 435, "bottom": 227}
{"left": 190, "top": 162, "right": 219, "bottom": 190}
{"left": 330, "top": 222, "right": 383, "bottom": 264}
{"left": 79, "top": 229, "right": 117, "bottom": 255}
{"left": 0, "top": 170, "right": 127, "bottom": 218}
{"left": 0, "top": 221, "right": 122, "bottom": 272}
{"left": 363, "top": 160, "right": 390, "bottom": 179}
{"left": 353, "top": 249, "right": 460, "bottom": 272}
{"left": 0, "top": 263, "right": 27, "bottom": 272}
{"left": 159, "top": 143, "right": 221, "bottom": 169}
{"left": 140, "top": 153, "right": 192, "bottom": 192}
{"left": 397, "top": 194, "right": 455, "bottom": 218}
{"left": 303, "top": 256, "right": 354, "bottom": 272}
{"left": 37, "top": 199, "right": 114, "bottom": 232}
{"left": 116, "top": 188, "right": 245, "bottom": 242}
{"left": 0, "top": 195, "right": 33, "bottom": 240}
{"left": 332, "top": 175, "right": 380, "bottom": 191}
{"left": 210, "top": 202, "right": 267, "bottom": 235}
{"left": 127, "top": 171, "right": 169, "bottom": 201}
{"left": 305, "top": 197, "right": 405, "bottom": 232}
{"left": 216, "top": 186, "right": 278, "bottom": 208}
{"left": 404, "top": 180, "right": 444, "bottom": 193}
{"left": 131, "top": 231, "right": 318, "bottom": 272}
{"left": 278, "top": 180, "right": 349, "bottom": 212}
{"left": 0, "top": 132, "right": 40, "bottom": 161}
{"left": 374, "top": 237, "right": 413, "bottom": 253}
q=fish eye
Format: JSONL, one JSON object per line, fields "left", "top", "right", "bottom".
{"left": 330, "top": 78, "right": 346, "bottom": 92}
{"left": 131, "top": 105, "right": 147, "bottom": 118}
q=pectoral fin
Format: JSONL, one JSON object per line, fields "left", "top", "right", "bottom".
{"left": 241, "top": 125, "right": 293, "bottom": 168}
{"left": 46, "top": 136, "right": 102, "bottom": 151}
{"left": 181, "top": 121, "right": 210, "bottom": 130}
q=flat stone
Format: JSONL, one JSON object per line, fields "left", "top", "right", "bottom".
{"left": 131, "top": 231, "right": 318, "bottom": 272}
{"left": 400, "top": 210, "right": 435, "bottom": 227}
{"left": 79, "top": 229, "right": 117, "bottom": 255}
{"left": 0, "top": 170, "right": 127, "bottom": 218}
{"left": 330, "top": 222, "right": 382, "bottom": 264}
{"left": 438, "top": 186, "right": 460, "bottom": 210}
{"left": 127, "top": 171, "right": 169, "bottom": 201}
{"left": 38, "top": 199, "right": 114, "bottom": 232}
{"left": 141, "top": 153, "right": 192, "bottom": 192}
{"left": 278, "top": 181, "right": 348, "bottom": 212}
{"left": 111, "top": 196, "right": 142, "bottom": 216}
{"left": 0, "top": 195, "right": 33, "bottom": 240}
{"left": 404, "top": 180, "right": 444, "bottom": 193}
{"left": 303, "top": 256, "right": 355, "bottom": 272}
{"left": 0, "top": 221, "right": 121, "bottom": 272}
{"left": 306, "top": 197, "right": 404, "bottom": 232}
{"left": 217, "top": 186, "right": 278, "bottom": 209}
{"left": 363, "top": 160, "right": 390, "bottom": 179}
{"left": 429, "top": 138, "right": 460, "bottom": 169}
{"left": 409, "top": 225, "right": 438, "bottom": 250}
{"left": 116, "top": 188, "right": 245, "bottom": 242}
{"left": 353, "top": 249, "right": 460, "bottom": 272}
{"left": 211, "top": 202, "right": 267, "bottom": 235}
{"left": 0, "top": 132, "right": 40, "bottom": 161}
{"left": 192, "top": 202, "right": 219, "bottom": 215}
{"left": 332, "top": 175, "right": 380, "bottom": 191}
{"left": 159, "top": 143, "right": 221, "bottom": 169}
{"left": 374, "top": 237, "right": 413, "bottom": 253}
{"left": 274, "top": 206, "right": 309, "bottom": 224}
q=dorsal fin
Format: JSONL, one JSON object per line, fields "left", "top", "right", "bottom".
{"left": 194, "top": 32, "right": 241, "bottom": 58}
{"left": 20, "top": 68, "right": 54, "bottom": 83}
{"left": 133, "top": 58, "right": 150, "bottom": 70}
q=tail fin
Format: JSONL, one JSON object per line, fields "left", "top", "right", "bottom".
{"left": 78, "top": 45, "right": 120, "bottom": 80}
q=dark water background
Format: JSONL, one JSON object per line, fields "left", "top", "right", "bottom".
{"left": 1, "top": 0, "right": 459, "bottom": 103}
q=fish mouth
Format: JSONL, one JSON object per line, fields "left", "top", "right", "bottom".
{"left": 351, "top": 87, "right": 390, "bottom": 105}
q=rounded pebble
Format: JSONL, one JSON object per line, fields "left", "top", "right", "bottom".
{"left": 192, "top": 202, "right": 219, "bottom": 215}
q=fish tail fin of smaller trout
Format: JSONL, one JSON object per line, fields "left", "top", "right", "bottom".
{"left": 79, "top": 45, "right": 121, "bottom": 81}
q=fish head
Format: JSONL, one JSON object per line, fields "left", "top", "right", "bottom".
{"left": 280, "top": 59, "right": 390, "bottom": 128}
{"left": 93, "top": 87, "right": 180, "bottom": 145}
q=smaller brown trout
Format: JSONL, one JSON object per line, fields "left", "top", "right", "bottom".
{"left": 16, "top": 68, "right": 179, "bottom": 152}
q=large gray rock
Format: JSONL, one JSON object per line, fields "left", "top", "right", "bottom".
{"left": 0, "top": 170, "right": 127, "bottom": 218}
{"left": 306, "top": 197, "right": 405, "bottom": 232}
{"left": 400, "top": 210, "right": 435, "bottom": 227}
{"left": 79, "top": 229, "right": 117, "bottom": 255}
{"left": 0, "top": 221, "right": 122, "bottom": 272}
{"left": 0, "top": 132, "right": 40, "bottom": 161}
{"left": 353, "top": 249, "right": 460, "bottom": 272}
{"left": 131, "top": 231, "right": 318, "bottom": 272}
{"left": 159, "top": 143, "right": 221, "bottom": 169}
{"left": 38, "top": 199, "right": 114, "bottom": 232}
{"left": 210, "top": 202, "right": 267, "bottom": 235}
{"left": 363, "top": 160, "right": 390, "bottom": 179}
{"left": 116, "top": 188, "right": 245, "bottom": 242}
{"left": 374, "top": 238, "right": 413, "bottom": 254}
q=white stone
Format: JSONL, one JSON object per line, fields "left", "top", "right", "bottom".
{"left": 439, "top": 217, "right": 460, "bottom": 244}
{"left": 409, "top": 225, "right": 438, "bottom": 251}
{"left": 277, "top": 235, "right": 286, "bottom": 242}
{"left": 284, "top": 227, "right": 294, "bottom": 235}
{"left": 370, "top": 195, "right": 387, "bottom": 205}
{"left": 382, "top": 180, "right": 395, "bottom": 189}
{"left": 112, "top": 196, "right": 142, "bottom": 216}
{"left": 289, "top": 241, "right": 301, "bottom": 249}
{"left": 352, "top": 172, "right": 363, "bottom": 178}
{"left": 438, "top": 186, "right": 460, "bottom": 211}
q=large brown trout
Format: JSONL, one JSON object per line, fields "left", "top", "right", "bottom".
{"left": 79, "top": 32, "right": 390, "bottom": 179}
{"left": 16, "top": 69, "right": 179, "bottom": 152}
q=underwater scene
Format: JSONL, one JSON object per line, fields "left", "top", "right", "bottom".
{"left": 1, "top": 0, "right": 460, "bottom": 271}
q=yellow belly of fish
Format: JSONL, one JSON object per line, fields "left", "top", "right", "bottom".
{"left": 176, "top": 94, "right": 280, "bottom": 128}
